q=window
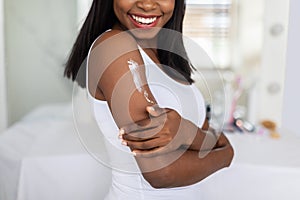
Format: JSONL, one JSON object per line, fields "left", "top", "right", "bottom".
{"left": 183, "top": 0, "right": 235, "bottom": 69}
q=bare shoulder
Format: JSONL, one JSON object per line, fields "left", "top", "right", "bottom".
{"left": 88, "top": 29, "right": 141, "bottom": 74}
{"left": 91, "top": 29, "right": 137, "bottom": 51}
{"left": 87, "top": 29, "right": 145, "bottom": 101}
{"left": 88, "top": 29, "right": 142, "bottom": 77}
{"left": 88, "top": 29, "right": 157, "bottom": 125}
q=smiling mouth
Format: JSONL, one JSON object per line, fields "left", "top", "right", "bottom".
{"left": 129, "top": 14, "right": 159, "bottom": 26}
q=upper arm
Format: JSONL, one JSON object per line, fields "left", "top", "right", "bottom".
{"left": 88, "top": 30, "right": 156, "bottom": 128}
{"left": 88, "top": 31, "right": 178, "bottom": 187}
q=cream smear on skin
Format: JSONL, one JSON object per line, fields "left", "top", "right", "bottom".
{"left": 127, "top": 59, "right": 155, "bottom": 104}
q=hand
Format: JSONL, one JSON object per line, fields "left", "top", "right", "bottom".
{"left": 214, "top": 132, "right": 231, "bottom": 149}
{"left": 120, "top": 105, "right": 198, "bottom": 157}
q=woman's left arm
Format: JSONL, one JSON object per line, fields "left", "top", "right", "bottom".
{"left": 133, "top": 135, "right": 234, "bottom": 188}
{"left": 121, "top": 105, "right": 223, "bottom": 156}
{"left": 121, "top": 105, "right": 234, "bottom": 188}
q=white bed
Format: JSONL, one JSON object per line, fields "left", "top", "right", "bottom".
{"left": 0, "top": 102, "right": 300, "bottom": 200}
{"left": 0, "top": 103, "right": 111, "bottom": 200}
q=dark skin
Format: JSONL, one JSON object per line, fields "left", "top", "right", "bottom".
{"left": 119, "top": 105, "right": 234, "bottom": 188}
{"left": 88, "top": 27, "right": 234, "bottom": 188}
{"left": 120, "top": 105, "right": 221, "bottom": 157}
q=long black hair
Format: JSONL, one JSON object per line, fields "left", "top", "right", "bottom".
{"left": 64, "top": 0, "right": 194, "bottom": 88}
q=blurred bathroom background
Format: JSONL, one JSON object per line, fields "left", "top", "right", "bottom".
{"left": 0, "top": 0, "right": 295, "bottom": 134}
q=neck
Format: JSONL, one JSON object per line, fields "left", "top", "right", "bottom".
{"left": 136, "top": 37, "right": 157, "bottom": 50}
{"left": 113, "top": 23, "right": 158, "bottom": 49}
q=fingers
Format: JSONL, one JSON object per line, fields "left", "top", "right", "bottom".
{"left": 132, "top": 145, "right": 173, "bottom": 158}
{"left": 123, "top": 136, "right": 170, "bottom": 151}
{"left": 121, "top": 104, "right": 171, "bottom": 133}
{"left": 119, "top": 105, "right": 180, "bottom": 157}
{"left": 122, "top": 125, "right": 164, "bottom": 141}
{"left": 146, "top": 105, "right": 171, "bottom": 117}
{"left": 121, "top": 118, "right": 160, "bottom": 134}
{"left": 132, "top": 147, "right": 167, "bottom": 158}
{"left": 200, "top": 130, "right": 219, "bottom": 151}
{"left": 216, "top": 133, "right": 230, "bottom": 147}
{"left": 121, "top": 112, "right": 168, "bottom": 134}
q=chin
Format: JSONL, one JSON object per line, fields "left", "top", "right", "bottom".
{"left": 129, "top": 27, "right": 161, "bottom": 41}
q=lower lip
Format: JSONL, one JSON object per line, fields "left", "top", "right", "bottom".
{"left": 128, "top": 15, "right": 160, "bottom": 29}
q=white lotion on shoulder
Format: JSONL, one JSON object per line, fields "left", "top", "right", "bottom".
{"left": 127, "top": 59, "right": 155, "bottom": 104}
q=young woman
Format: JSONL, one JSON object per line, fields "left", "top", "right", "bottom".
{"left": 65, "top": 0, "right": 234, "bottom": 199}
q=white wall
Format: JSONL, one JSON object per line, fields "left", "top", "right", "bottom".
{"left": 77, "top": 0, "right": 92, "bottom": 26}
{"left": 251, "top": 0, "right": 290, "bottom": 126}
{"left": 0, "top": 0, "right": 8, "bottom": 133}
{"left": 4, "top": 0, "right": 77, "bottom": 125}
{"left": 282, "top": 0, "right": 300, "bottom": 135}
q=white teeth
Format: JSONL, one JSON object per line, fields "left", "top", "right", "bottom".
{"left": 131, "top": 14, "right": 157, "bottom": 25}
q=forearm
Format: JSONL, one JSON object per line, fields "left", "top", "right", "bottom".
{"left": 184, "top": 120, "right": 219, "bottom": 151}
{"left": 138, "top": 141, "right": 234, "bottom": 188}
{"left": 168, "top": 145, "right": 233, "bottom": 188}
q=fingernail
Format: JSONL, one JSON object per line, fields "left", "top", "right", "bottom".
{"left": 132, "top": 151, "right": 137, "bottom": 156}
{"left": 148, "top": 106, "right": 155, "bottom": 112}
{"left": 121, "top": 140, "right": 127, "bottom": 146}
{"left": 118, "top": 134, "right": 123, "bottom": 139}
{"left": 119, "top": 128, "right": 125, "bottom": 135}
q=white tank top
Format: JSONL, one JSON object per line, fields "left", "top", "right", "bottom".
{"left": 86, "top": 33, "right": 206, "bottom": 200}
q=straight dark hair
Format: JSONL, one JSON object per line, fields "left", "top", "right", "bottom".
{"left": 64, "top": 0, "right": 194, "bottom": 88}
